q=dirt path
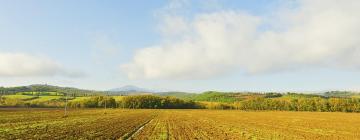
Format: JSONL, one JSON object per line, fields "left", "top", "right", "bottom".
{"left": 120, "top": 117, "right": 156, "bottom": 140}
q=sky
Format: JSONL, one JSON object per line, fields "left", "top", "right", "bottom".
{"left": 1, "top": 0, "right": 360, "bottom": 92}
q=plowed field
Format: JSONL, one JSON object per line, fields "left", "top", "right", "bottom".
{"left": 1, "top": 109, "right": 360, "bottom": 140}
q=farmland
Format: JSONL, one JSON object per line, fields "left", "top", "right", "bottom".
{"left": 1, "top": 108, "right": 360, "bottom": 139}
{"left": 0, "top": 108, "right": 157, "bottom": 139}
{"left": 2, "top": 86, "right": 360, "bottom": 139}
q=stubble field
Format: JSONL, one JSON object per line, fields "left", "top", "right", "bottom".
{"left": 1, "top": 108, "right": 359, "bottom": 140}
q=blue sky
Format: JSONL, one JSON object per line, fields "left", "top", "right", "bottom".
{"left": 1, "top": 0, "right": 360, "bottom": 92}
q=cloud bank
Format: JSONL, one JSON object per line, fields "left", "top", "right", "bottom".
{"left": 122, "top": 0, "right": 360, "bottom": 79}
{"left": 0, "top": 52, "right": 84, "bottom": 77}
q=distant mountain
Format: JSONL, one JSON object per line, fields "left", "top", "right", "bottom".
{"left": 109, "top": 85, "right": 153, "bottom": 93}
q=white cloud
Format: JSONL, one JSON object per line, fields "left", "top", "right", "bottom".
{"left": 122, "top": 0, "right": 360, "bottom": 79}
{"left": 0, "top": 52, "right": 84, "bottom": 77}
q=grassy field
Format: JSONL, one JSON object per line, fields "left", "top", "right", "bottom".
{"left": 2, "top": 95, "right": 38, "bottom": 100}
{"left": 1, "top": 109, "right": 360, "bottom": 140}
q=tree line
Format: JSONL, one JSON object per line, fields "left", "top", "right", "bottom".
{"left": 65, "top": 95, "right": 201, "bottom": 109}
{"left": 118, "top": 95, "right": 200, "bottom": 109}
{"left": 2, "top": 93, "right": 360, "bottom": 112}
{"left": 0, "top": 95, "right": 200, "bottom": 109}
{"left": 67, "top": 95, "right": 360, "bottom": 112}
{"left": 204, "top": 97, "right": 360, "bottom": 112}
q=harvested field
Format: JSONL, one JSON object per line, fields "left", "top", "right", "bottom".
{"left": 1, "top": 109, "right": 360, "bottom": 140}
{"left": 0, "top": 108, "right": 157, "bottom": 139}
{"left": 134, "top": 110, "right": 360, "bottom": 140}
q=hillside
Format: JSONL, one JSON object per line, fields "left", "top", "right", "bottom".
{"left": 0, "top": 84, "right": 105, "bottom": 96}
{"left": 323, "top": 91, "right": 360, "bottom": 97}
{"left": 159, "top": 91, "right": 283, "bottom": 103}
{"left": 2, "top": 85, "right": 360, "bottom": 104}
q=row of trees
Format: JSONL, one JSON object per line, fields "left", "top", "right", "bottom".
{"left": 68, "top": 96, "right": 116, "bottom": 108}
{"left": 42, "top": 95, "right": 200, "bottom": 109}
{"left": 67, "top": 95, "right": 360, "bottom": 112}
{"left": 119, "top": 95, "right": 200, "bottom": 109}
{"left": 211, "top": 97, "right": 360, "bottom": 112}
{"left": 1, "top": 95, "right": 200, "bottom": 109}
{"left": 2, "top": 94, "right": 360, "bottom": 112}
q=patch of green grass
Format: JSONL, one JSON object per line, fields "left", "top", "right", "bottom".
{"left": 351, "top": 95, "right": 360, "bottom": 98}
{"left": 112, "top": 96, "right": 124, "bottom": 102}
{"left": 70, "top": 97, "right": 90, "bottom": 101}
{"left": 4, "top": 95, "right": 36, "bottom": 100}
{"left": 30, "top": 96, "right": 62, "bottom": 102}
{"left": 4, "top": 95, "right": 64, "bottom": 102}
